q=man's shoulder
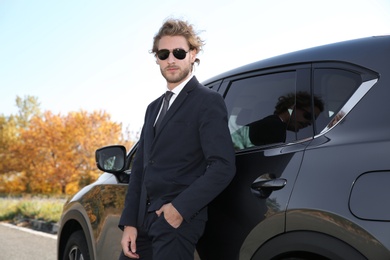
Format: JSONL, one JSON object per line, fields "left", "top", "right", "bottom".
{"left": 191, "top": 79, "right": 219, "bottom": 96}
{"left": 146, "top": 94, "right": 163, "bottom": 111}
{"left": 186, "top": 76, "right": 211, "bottom": 91}
{"left": 191, "top": 85, "right": 223, "bottom": 106}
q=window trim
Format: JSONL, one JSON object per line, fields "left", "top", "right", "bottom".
{"left": 318, "top": 78, "right": 378, "bottom": 135}
{"left": 311, "top": 62, "right": 379, "bottom": 137}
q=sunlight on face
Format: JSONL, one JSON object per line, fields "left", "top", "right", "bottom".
{"left": 156, "top": 36, "right": 196, "bottom": 90}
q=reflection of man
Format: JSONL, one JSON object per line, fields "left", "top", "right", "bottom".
{"left": 249, "top": 92, "right": 324, "bottom": 146}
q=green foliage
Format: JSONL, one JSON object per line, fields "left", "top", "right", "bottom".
{"left": 0, "top": 197, "right": 65, "bottom": 223}
{"left": 35, "top": 199, "right": 64, "bottom": 222}
{"left": 15, "top": 95, "right": 42, "bottom": 128}
{"left": 18, "top": 200, "right": 41, "bottom": 219}
{"left": 0, "top": 198, "right": 19, "bottom": 221}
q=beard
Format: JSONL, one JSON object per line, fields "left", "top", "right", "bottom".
{"left": 161, "top": 65, "right": 191, "bottom": 85}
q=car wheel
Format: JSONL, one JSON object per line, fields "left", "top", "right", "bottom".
{"left": 63, "top": 230, "right": 90, "bottom": 260}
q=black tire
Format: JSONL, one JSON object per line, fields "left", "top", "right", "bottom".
{"left": 63, "top": 230, "right": 90, "bottom": 260}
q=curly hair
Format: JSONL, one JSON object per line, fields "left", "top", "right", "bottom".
{"left": 151, "top": 18, "right": 204, "bottom": 65}
{"left": 274, "top": 91, "right": 324, "bottom": 115}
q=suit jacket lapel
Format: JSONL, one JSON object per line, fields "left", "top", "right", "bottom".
{"left": 154, "top": 77, "right": 199, "bottom": 137}
{"left": 145, "top": 94, "right": 164, "bottom": 145}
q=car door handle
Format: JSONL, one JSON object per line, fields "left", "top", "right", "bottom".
{"left": 251, "top": 177, "right": 287, "bottom": 198}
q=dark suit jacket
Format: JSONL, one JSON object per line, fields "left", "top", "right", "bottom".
{"left": 248, "top": 114, "right": 287, "bottom": 145}
{"left": 119, "top": 76, "right": 236, "bottom": 228}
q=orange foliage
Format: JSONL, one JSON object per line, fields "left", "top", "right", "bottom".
{"left": 1, "top": 110, "right": 134, "bottom": 195}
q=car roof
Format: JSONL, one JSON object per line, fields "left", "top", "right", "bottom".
{"left": 203, "top": 35, "right": 390, "bottom": 85}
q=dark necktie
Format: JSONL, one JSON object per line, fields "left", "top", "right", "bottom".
{"left": 155, "top": 91, "right": 173, "bottom": 131}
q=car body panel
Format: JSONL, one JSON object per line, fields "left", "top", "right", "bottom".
{"left": 58, "top": 173, "right": 127, "bottom": 260}
{"left": 198, "top": 144, "right": 306, "bottom": 259}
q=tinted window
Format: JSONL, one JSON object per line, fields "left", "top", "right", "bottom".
{"left": 206, "top": 80, "right": 222, "bottom": 91}
{"left": 313, "top": 68, "right": 364, "bottom": 134}
{"left": 224, "top": 71, "right": 306, "bottom": 150}
{"left": 222, "top": 64, "right": 377, "bottom": 151}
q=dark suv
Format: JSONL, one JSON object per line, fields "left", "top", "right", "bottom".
{"left": 58, "top": 35, "right": 390, "bottom": 260}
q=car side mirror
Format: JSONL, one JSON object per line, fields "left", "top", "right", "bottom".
{"left": 95, "top": 145, "right": 127, "bottom": 173}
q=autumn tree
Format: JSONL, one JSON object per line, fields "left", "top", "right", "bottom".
{"left": 0, "top": 95, "right": 41, "bottom": 163}
{"left": 0, "top": 96, "right": 42, "bottom": 193}
{"left": 1, "top": 96, "right": 134, "bottom": 195}
{"left": 0, "top": 114, "right": 24, "bottom": 193}
{"left": 15, "top": 95, "right": 42, "bottom": 128}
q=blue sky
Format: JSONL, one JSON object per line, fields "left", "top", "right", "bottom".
{"left": 1, "top": 0, "right": 389, "bottom": 132}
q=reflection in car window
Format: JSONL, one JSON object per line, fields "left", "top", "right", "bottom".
{"left": 249, "top": 91, "right": 324, "bottom": 146}
{"left": 224, "top": 72, "right": 301, "bottom": 150}
{"left": 125, "top": 149, "right": 136, "bottom": 174}
{"left": 224, "top": 66, "right": 377, "bottom": 151}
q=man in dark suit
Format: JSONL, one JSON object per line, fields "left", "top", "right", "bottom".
{"left": 119, "top": 18, "right": 236, "bottom": 259}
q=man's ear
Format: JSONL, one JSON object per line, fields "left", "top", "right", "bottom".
{"left": 190, "top": 49, "right": 197, "bottom": 63}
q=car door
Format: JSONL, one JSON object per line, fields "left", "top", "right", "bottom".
{"left": 282, "top": 63, "right": 386, "bottom": 259}
{"left": 197, "top": 65, "right": 317, "bottom": 259}
{"left": 94, "top": 145, "right": 137, "bottom": 260}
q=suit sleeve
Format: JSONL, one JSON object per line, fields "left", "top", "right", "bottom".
{"left": 118, "top": 120, "right": 146, "bottom": 229}
{"left": 172, "top": 91, "right": 236, "bottom": 222}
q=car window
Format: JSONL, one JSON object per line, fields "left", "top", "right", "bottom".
{"left": 224, "top": 71, "right": 303, "bottom": 151}
{"left": 206, "top": 80, "right": 222, "bottom": 91}
{"left": 312, "top": 67, "right": 377, "bottom": 135}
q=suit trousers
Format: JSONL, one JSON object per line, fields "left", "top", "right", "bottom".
{"left": 119, "top": 210, "right": 206, "bottom": 260}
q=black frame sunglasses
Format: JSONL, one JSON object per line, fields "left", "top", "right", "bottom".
{"left": 156, "top": 48, "right": 189, "bottom": 60}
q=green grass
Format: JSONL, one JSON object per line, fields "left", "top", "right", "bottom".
{"left": 0, "top": 196, "right": 66, "bottom": 223}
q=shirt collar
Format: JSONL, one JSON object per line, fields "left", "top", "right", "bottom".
{"left": 168, "top": 74, "right": 194, "bottom": 96}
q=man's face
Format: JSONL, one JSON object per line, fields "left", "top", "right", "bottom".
{"left": 156, "top": 35, "right": 197, "bottom": 89}
{"left": 288, "top": 106, "right": 321, "bottom": 132}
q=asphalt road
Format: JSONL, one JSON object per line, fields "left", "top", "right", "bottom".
{"left": 0, "top": 223, "right": 57, "bottom": 260}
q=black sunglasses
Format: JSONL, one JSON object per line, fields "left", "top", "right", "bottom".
{"left": 156, "top": 48, "right": 189, "bottom": 60}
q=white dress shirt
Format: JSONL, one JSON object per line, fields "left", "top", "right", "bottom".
{"left": 154, "top": 74, "right": 194, "bottom": 125}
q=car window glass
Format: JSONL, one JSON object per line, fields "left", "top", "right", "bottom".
{"left": 313, "top": 68, "right": 363, "bottom": 134}
{"left": 224, "top": 72, "right": 303, "bottom": 151}
{"left": 207, "top": 80, "right": 222, "bottom": 91}
{"left": 127, "top": 151, "right": 135, "bottom": 171}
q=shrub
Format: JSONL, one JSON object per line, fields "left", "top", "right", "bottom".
{"left": 0, "top": 198, "right": 19, "bottom": 221}
{"left": 0, "top": 196, "right": 66, "bottom": 223}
